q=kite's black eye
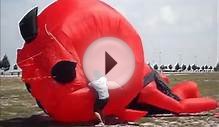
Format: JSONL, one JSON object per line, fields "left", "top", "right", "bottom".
{"left": 19, "top": 7, "right": 38, "bottom": 43}
{"left": 51, "top": 61, "right": 77, "bottom": 84}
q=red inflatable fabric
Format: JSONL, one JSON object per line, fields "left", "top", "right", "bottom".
{"left": 172, "top": 81, "right": 200, "bottom": 99}
{"left": 138, "top": 81, "right": 183, "bottom": 113}
{"left": 138, "top": 65, "right": 217, "bottom": 114}
{"left": 17, "top": 0, "right": 217, "bottom": 123}
{"left": 17, "top": 0, "right": 146, "bottom": 123}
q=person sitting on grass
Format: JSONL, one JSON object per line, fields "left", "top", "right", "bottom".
{"left": 89, "top": 74, "right": 109, "bottom": 126}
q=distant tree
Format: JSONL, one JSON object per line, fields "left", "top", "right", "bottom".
{"left": 209, "top": 66, "right": 213, "bottom": 70}
{"left": 160, "top": 64, "right": 165, "bottom": 71}
{"left": 0, "top": 60, "right": 2, "bottom": 75}
{"left": 168, "top": 64, "right": 173, "bottom": 70}
{"left": 192, "top": 64, "right": 197, "bottom": 71}
{"left": 154, "top": 64, "right": 159, "bottom": 70}
{"left": 214, "top": 62, "right": 219, "bottom": 71}
{"left": 164, "top": 66, "right": 168, "bottom": 69}
{"left": 187, "top": 65, "right": 191, "bottom": 71}
{"left": 181, "top": 64, "right": 186, "bottom": 71}
{"left": 201, "top": 66, "right": 205, "bottom": 71}
{"left": 197, "top": 66, "right": 200, "bottom": 71}
{"left": 1, "top": 55, "right": 10, "bottom": 71}
{"left": 175, "top": 63, "right": 180, "bottom": 71}
{"left": 13, "top": 64, "right": 18, "bottom": 70}
{"left": 0, "top": 60, "right": 2, "bottom": 68}
{"left": 204, "top": 65, "right": 208, "bottom": 70}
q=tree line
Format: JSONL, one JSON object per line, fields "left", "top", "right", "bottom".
{"left": 1, "top": 54, "right": 219, "bottom": 73}
{"left": 0, "top": 55, "right": 18, "bottom": 72}
{"left": 152, "top": 62, "right": 219, "bottom": 72}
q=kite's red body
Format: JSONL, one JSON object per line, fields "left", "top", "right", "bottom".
{"left": 17, "top": 0, "right": 217, "bottom": 123}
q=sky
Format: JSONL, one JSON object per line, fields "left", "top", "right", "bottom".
{"left": 1, "top": 0, "right": 218, "bottom": 68}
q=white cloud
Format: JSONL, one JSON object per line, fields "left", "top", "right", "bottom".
{"left": 160, "top": 5, "right": 177, "bottom": 24}
{"left": 144, "top": 16, "right": 159, "bottom": 31}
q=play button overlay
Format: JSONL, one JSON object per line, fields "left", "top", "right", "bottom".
{"left": 83, "top": 37, "right": 135, "bottom": 89}
{"left": 105, "top": 52, "right": 117, "bottom": 75}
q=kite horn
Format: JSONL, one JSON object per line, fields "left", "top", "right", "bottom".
{"left": 19, "top": 7, "right": 38, "bottom": 43}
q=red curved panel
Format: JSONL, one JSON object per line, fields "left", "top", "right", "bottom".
{"left": 180, "top": 98, "right": 217, "bottom": 113}
{"left": 172, "top": 81, "right": 200, "bottom": 99}
{"left": 138, "top": 81, "right": 183, "bottom": 113}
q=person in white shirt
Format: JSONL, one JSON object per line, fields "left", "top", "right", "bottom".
{"left": 88, "top": 74, "right": 109, "bottom": 126}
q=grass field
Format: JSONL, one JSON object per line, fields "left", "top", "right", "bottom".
{"left": 0, "top": 73, "right": 219, "bottom": 127}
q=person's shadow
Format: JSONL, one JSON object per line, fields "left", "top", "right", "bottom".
{"left": 0, "top": 114, "right": 125, "bottom": 127}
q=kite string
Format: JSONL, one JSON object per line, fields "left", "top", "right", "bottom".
{"left": 16, "top": 25, "right": 80, "bottom": 82}
{"left": 44, "top": 24, "right": 83, "bottom": 67}
{"left": 17, "top": 52, "right": 42, "bottom": 65}
{"left": 21, "top": 75, "right": 55, "bottom": 82}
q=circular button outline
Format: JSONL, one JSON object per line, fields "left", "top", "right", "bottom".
{"left": 83, "top": 37, "right": 136, "bottom": 89}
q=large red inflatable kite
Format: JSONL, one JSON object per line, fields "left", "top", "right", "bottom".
{"left": 17, "top": 0, "right": 217, "bottom": 123}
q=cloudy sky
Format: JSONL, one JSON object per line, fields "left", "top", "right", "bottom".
{"left": 1, "top": 0, "right": 218, "bottom": 67}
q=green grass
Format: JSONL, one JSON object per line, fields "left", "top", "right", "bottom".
{"left": 168, "top": 73, "right": 219, "bottom": 98}
{"left": 0, "top": 77, "right": 41, "bottom": 120}
{"left": 0, "top": 73, "right": 218, "bottom": 127}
